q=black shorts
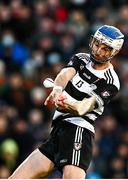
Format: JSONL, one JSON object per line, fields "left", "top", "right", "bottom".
{"left": 38, "top": 120, "right": 94, "bottom": 172}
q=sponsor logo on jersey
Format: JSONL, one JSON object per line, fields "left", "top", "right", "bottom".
{"left": 101, "top": 90, "right": 110, "bottom": 97}
{"left": 83, "top": 72, "right": 91, "bottom": 79}
{"left": 74, "top": 142, "right": 82, "bottom": 150}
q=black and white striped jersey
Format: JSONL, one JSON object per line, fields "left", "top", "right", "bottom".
{"left": 53, "top": 53, "right": 120, "bottom": 133}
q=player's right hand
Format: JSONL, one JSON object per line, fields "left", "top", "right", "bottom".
{"left": 44, "top": 89, "right": 67, "bottom": 107}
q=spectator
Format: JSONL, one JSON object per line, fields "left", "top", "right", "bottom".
{"left": 0, "top": 1, "right": 127, "bottom": 178}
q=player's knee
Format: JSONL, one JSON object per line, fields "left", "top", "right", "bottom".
{"left": 63, "top": 165, "right": 85, "bottom": 178}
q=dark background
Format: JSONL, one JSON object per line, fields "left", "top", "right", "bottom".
{"left": 0, "top": 0, "right": 127, "bottom": 178}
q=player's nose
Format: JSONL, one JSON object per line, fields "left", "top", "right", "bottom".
{"left": 96, "top": 47, "right": 102, "bottom": 54}
{"left": 95, "top": 47, "right": 104, "bottom": 56}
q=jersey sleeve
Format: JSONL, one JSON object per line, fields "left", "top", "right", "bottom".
{"left": 99, "top": 84, "right": 119, "bottom": 105}
{"left": 92, "top": 77, "right": 120, "bottom": 109}
{"left": 65, "top": 54, "right": 81, "bottom": 72}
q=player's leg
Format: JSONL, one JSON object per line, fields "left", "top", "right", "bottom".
{"left": 63, "top": 165, "right": 86, "bottom": 179}
{"left": 56, "top": 121, "right": 94, "bottom": 179}
{"left": 9, "top": 149, "right": 54, "bottom": 179}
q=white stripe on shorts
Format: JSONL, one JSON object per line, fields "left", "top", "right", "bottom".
{"left": 72, "top": 126, "right": 84, "bottom": 166}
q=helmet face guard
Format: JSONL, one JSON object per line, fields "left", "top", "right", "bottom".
{"left": 89, "top": 37, "right": 116, "bottom": 64}
{"left": 89, "top": 25, "right": 124, "bottom": 64}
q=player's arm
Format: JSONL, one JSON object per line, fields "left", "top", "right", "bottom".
{"left": 43, "top": 77, "right": 96, "bottom": 116}
{"left": 54, "top": 67, "right": 76, "bottom": 90}
{"left": 44, "top": 54, "right": 81, "bottom": 107}
{"left": 53, "top": 54, "right": 83, "bottom": 90}
{"left": 63, "top": 96, "right": 96, "bottom": 116}
{"left": 44, "top": 54, "right": 97, "bottom": 115}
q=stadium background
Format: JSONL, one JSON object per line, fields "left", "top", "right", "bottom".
{"left": 0, "top": 0, "right": 127, "bottom": 178}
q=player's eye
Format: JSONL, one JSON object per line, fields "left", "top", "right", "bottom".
{"left": 104, "top": 47, "right": 113, "bottom": 51}
{"left": 94, "top": 41, "right": 99, "bottom": 47}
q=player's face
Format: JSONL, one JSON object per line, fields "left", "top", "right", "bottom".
{"left": 91, "top": 38, "right": 115, "bottom": 63}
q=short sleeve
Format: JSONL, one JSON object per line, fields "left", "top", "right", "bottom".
{"left": 65, "top": 55, "right": 81, "bottom": 72}
{"left": 99, "top": 84, "right": 119, "bottom": 105}
{"left": 92, "top": 77, "right": 120, "bottom": 109}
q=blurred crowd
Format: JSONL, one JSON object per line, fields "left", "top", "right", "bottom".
{"left": 0, "top": 0, "right": 127, "bottom": 179}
